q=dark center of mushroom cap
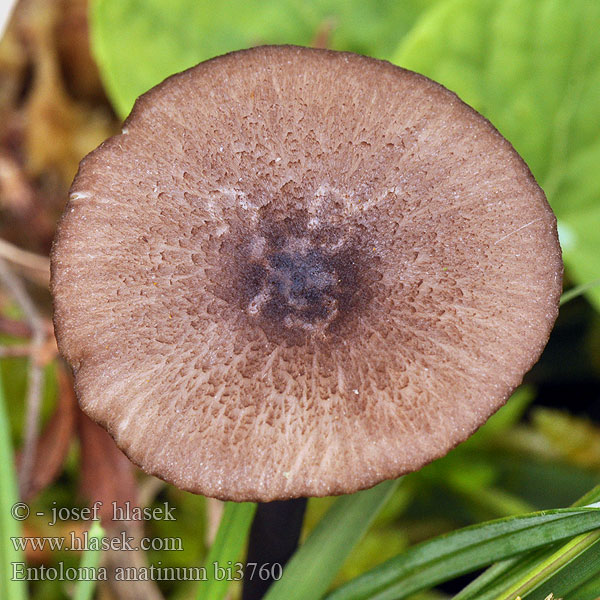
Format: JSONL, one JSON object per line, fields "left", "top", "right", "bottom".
{"left": 253, "top": 248, "right": 338, "bottom": 321}
{"left": 218, "top": 210, "right": 378, "bottom": 346}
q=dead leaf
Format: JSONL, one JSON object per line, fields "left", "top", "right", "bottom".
{"left": 19, "top": 0, "right": 115, "bottom": 184}
{"left": 78, "top": 407, "right": 164, "bottom": 600}
{"left": 56, "top": 0, "right": 106, "bottom": 102}
{"left": 77, "top": 407, "right": 138, "bottom": 523}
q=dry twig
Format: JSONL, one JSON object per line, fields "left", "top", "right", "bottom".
{"left": 0, "top": 238, "right": 50, "bottom": 287}
{"left": 0, "top": 343, "right": 32, "bottom": 357}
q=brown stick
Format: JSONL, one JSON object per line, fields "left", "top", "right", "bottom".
{"left": 0, "top": 238, "right": 50, "bottom": 287}
{"left": 0, "top": 344, "right": 33, "bottom": 357}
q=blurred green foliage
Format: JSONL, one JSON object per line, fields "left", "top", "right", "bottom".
{"left": 394, "top": 0, "right": 600, "bottom": 310}
{"left": 91, "top": 0, "right": 442, "bottom": 117}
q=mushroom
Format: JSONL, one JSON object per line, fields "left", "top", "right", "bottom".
{"left": 51, "top": 45, "right": 562, "bottom": 503}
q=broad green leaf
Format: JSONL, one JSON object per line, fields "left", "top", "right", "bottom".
{"left": 264, "top": 479, "right": 399, "bottom": 600}
{"left": 0, "top": 370, "right": 26, "bottom": 600}
{"left": 91, "top": 0, "right": 441, "bottom": 117}
{"left": 393, "top": 0, "right": 600, "bottom": 310}
{"left": 73, "top": 521, "right": 105, "bottom": 600}
{"left": 197, "top": 501, "right": 256, "bottom": 600}
{"left": 325, "top": 506, "right": 600, "bottom": 600}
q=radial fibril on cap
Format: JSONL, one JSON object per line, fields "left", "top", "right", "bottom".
{"left": 51, "top": 46, "right": 562, "bottom": 502}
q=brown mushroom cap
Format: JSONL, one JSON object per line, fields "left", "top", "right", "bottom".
{"left": 51, "top": 46, "right": 562, "bottom": 502}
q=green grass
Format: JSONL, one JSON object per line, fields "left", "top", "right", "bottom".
{"left": 0, "top": 369, "right": 27, "bottom": 600}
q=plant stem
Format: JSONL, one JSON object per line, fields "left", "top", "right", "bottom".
{"left": 242, "top": 498, "right": 308, "bottom": 600}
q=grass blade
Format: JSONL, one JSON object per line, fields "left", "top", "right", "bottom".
{"left": 264, "top": 479, "right": 399, "bottom": 600}
{"left": 73, "top": 521, "right": 105, "bottom": 600}
{"left": 455, "top": 532, "right": 600, "bottom": 600}
{"left": 560, "top": 278, "right": 600, "bottom": 305}
{"left": 453, "top": 486, "right": 600, "bottom": 600}
{"left": 502, "top": 532, "right": 600, "bottom": 600}
{"left": 452, "top": 551, "right": 549, "bottom": 600}
{"left": 197, "top": 501, "right": 256, "bottom": 600}
{"left": 563, "top": 570, "right": 600, "bottom": 600}
{"left": 325, "top": 506, "right": 600, "bottom": 600}
{"left": 0, "top": 369, "right": 27, "bottom": 600}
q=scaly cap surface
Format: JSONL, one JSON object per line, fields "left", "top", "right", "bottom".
{"left": 51, "top": 46, "right": 562, "bottom": 501}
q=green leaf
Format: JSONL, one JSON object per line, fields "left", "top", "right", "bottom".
{"left": 564, "top": 570, "right": 600, "bottom": 600}
{"left": 454, "top": 533, "right": 600, "bottom": 600}
{"left": 264, "top": 479, "right": 399, "bottom": 600}
{"left": 90, "top": 0, "right": 442, "bottom": 117}
{"left": 393, "top": 0, "right": 600, "bottom": 310}
{"left": 0, "top": 369, "right": 27, "bottom": 600}
{"left": 197, "top": 501, "right": 256, "bottom": 600}
{"left": 324, "top": 506, "right": 600, "bottom": 600}
{"left": 452, "top": 486, "right": 600, "bottom": 600}
{"left": 73, "top": 521, "right": 105, "bottom": 600}
{"left": 503, "top": 531, "right": 600, "bottom": 600}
